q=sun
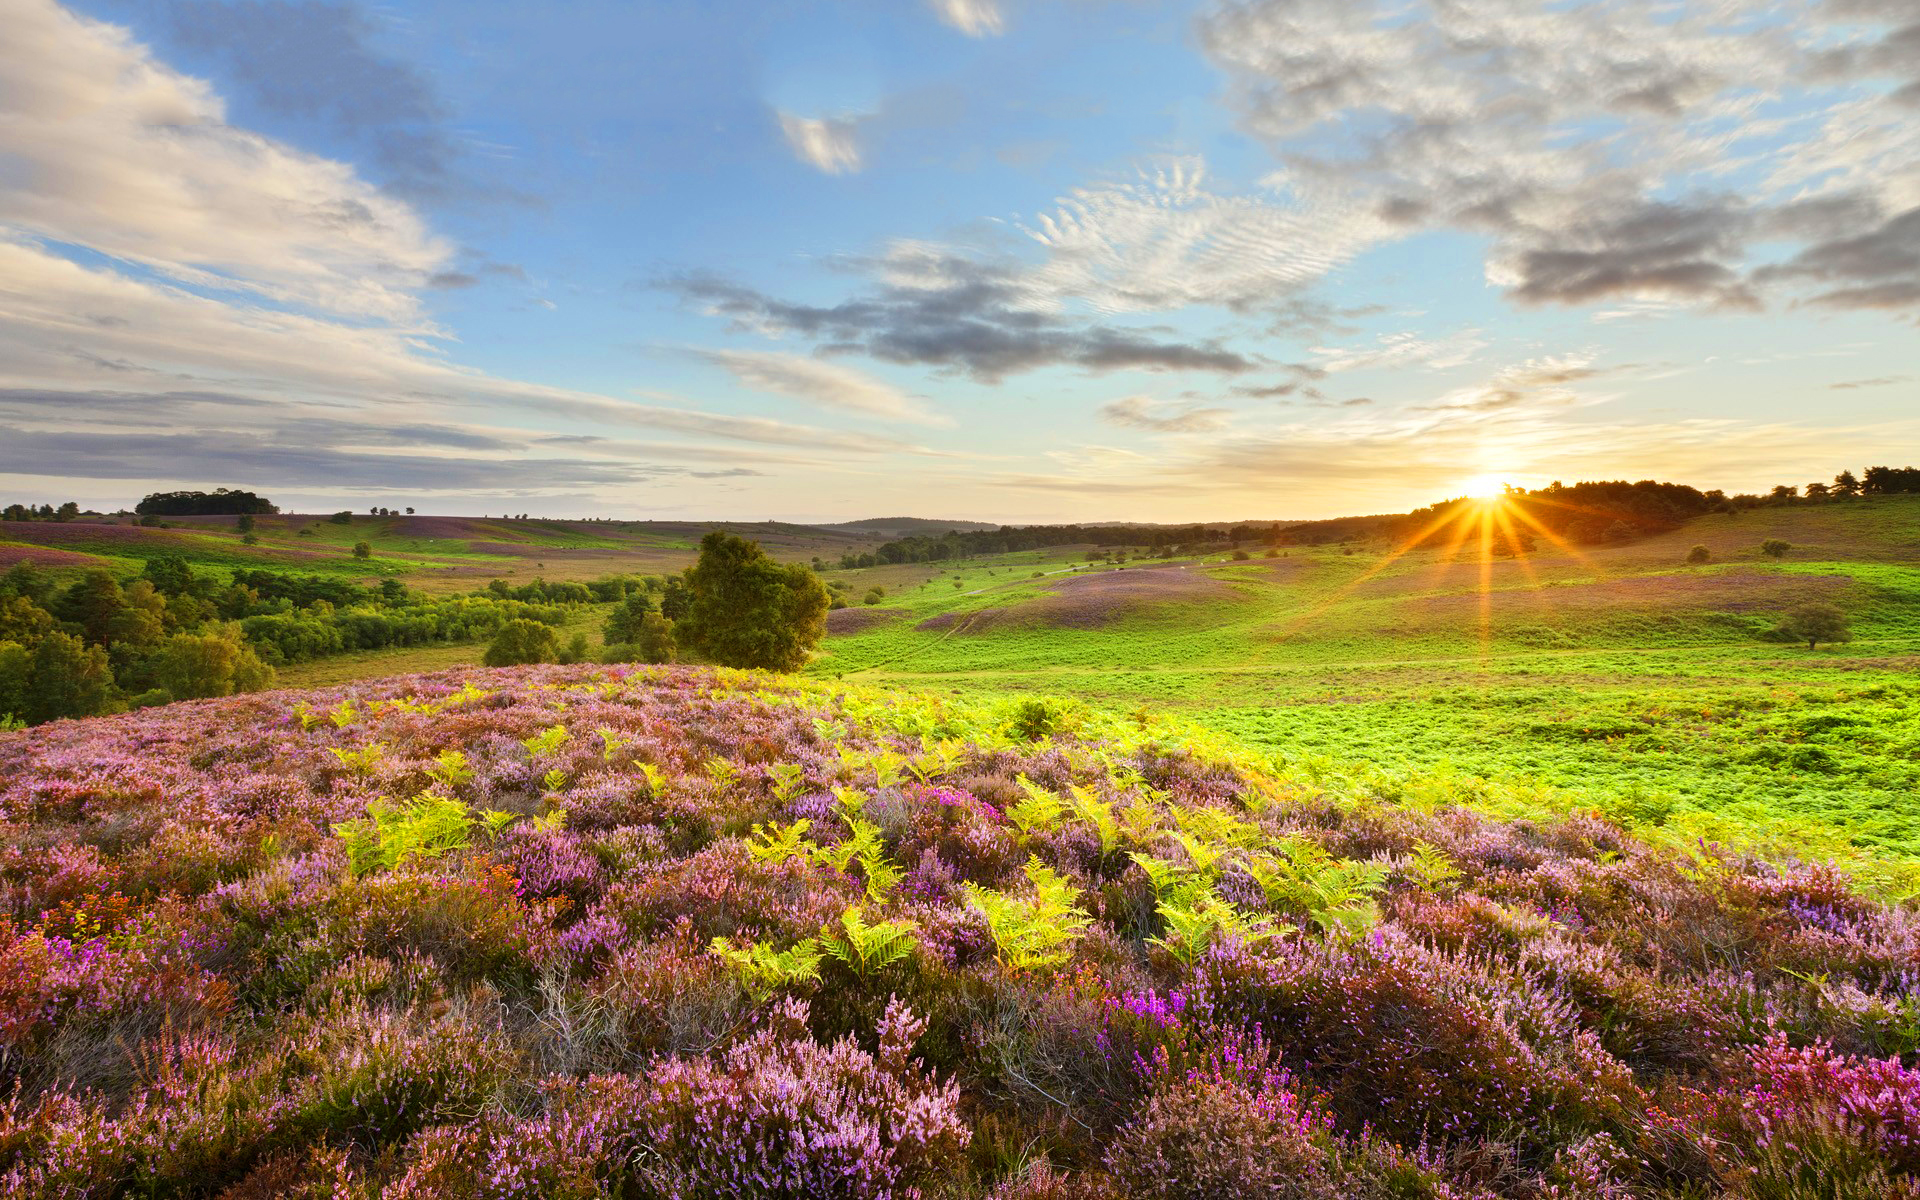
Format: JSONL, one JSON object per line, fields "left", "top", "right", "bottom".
{"left": 1458, "top": 473, "right": 1509, "bottom": 501}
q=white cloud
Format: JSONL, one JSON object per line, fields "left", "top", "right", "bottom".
{"left": 0, "top": 0, "right": 450, "bottom": 320}
{"left": 701, "top": 349, "right": 952, "bottom": 426}
{"left": 1020, "top": 157, "right": 1384, "bottom": 314}
{"left": 927, "top": 0, "right": 1006, "bottom": 37}
{"left": 776, "top": 111, "right": 864, "bottom": 175}
{"left": 1195, "top": 0, "right": 1920, "bottom": 316}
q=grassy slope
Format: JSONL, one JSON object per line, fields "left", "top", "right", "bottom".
{"left": 809, "top": 498, "right": 1920, "bottom": 855}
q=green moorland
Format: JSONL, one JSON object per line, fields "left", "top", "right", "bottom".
{"left": 8, "top": 497, "right": 1917, "bottom": 866}
{"left": 809, "top": 497, "right": 1920, "bottom": 859}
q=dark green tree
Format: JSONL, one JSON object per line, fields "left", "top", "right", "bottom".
{"left": 660, "top": 574, "right": 693, "bottom": 621}
{"left": 352, "top": 541, "right": 372, "bottom": 560}
{"left": 58, "top": 570, "right": 126, "bottom": 645}
{"left": 1779, "top": 602, "right": 1851, "bottom": 650}
{"left": 677, "top": 531, "right": 829, "bottom": 671}
{"left": 142, "top": 554, "right": 195, "bottom": 596}
{"left": 1761, "top": 539, "right": 1790, "bottom": 559}
{"left": 55, "top": 502, "right": 79, "bottom": 522}
{"left": 603, "top": 593, "right": 658, "bottom": 644}
{"left": 237, "top": 513, "right": 255, "bottom": 533}
{"left": 634, "top": 612, "right": 677, "bottom": 664}
{"left": 25, "top": 631, "right": 115, "bottom": 723}
{"left": 483, "top": 618, "right": 559, "bottom": 667}
{"left": 1687, "top": 544, "right": 1710, "bottom": 564}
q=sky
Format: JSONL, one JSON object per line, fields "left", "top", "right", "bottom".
{"left": 0, "top": 0, "right": 1915, "bottom": 523}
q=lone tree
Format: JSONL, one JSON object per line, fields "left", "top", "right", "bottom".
{"left": 1687, "top": 544, "right": 1711, "bottom": 564}
{"left": 678, "top": 531, "right": 829, "bottom": 671}
{"left": 1779, "top": 602, "right": 1851, "bottom": 650}
{"left": 1761, "top": 539, "right": 1790, "bottom": 559}
{"left": 352, "top": 541, "right": 372, "bottom": 560}
{"left": 484, "top": 618, "right": 560, "bottom": 667}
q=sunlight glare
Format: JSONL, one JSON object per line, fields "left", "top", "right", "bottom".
{"left": 1459, "top": 473, "right": 1508, "bottom": 501}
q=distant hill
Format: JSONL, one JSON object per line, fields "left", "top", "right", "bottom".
{"left": 809, "top": 516, "right": 1002, "bottom": 538}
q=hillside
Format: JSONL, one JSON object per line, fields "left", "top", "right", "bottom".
{"left": 0, "top": 664, "right": 1916, "bottom": 1197}
{"left": 814, "top": 495, "right": 1920, "bottom": 856}
{"left": 0, "top": 514, "right": 888, "bottom": 594}
{"left": 810, "top": 517, "right": 1004, "bottom": 538}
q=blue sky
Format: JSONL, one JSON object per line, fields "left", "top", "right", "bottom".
{"left": 1, "top": 0, "right": 1915, "bottom": 521}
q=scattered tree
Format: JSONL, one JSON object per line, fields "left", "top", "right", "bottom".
{"left": 483, "top": 618, "right": 560, "bottom": 667}
{"left": 1686, "top": 544, "right": 1711, "bottom": 564}
{"left": 635, "top": 612, "right": 677, "bottom": 664}
{"left": 1761, "top": 539, "right": 1790, "bottom": 559}
{"left": 1778, "top": 602, "right": 1851, "bottom": 650}
{"left": 329, "top": 511, "right": 353, "bottom": 525}
{"left": 237, "top": 514, "right": 255, "bottom": 533}
{"left": 603, "top": 593, "right": 658, "bottom": 644}
{"left": 676, "top": 531, "right": 829, "bottom": 672}
{"left": 152, "top": 626, "right": 274, "bottom": 700}
{"left": 352, "top": 541, "right": 372, "bottom": 560}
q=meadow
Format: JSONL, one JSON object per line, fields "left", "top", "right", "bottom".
{"left": 3, "top": 663, "right": 1918, "bottom": 1197}
{"left": 811, "top": 497, "right": 1920, "bottom": 860}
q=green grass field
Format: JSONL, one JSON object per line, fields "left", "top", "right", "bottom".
{"left": 808, "top": 498, "right": 1920, "bottom": 857}
{"left": 12, "top": 498, "right": 1918, "bottom": 861}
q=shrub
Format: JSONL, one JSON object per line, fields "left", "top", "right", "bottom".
{"left": 1762, "top": 538, "right": 1790, "bottom": 558}
{"left": 484, "top": 617, "right": 560, "bottom": 666}
{"left": 351, "top": 541, "right": 372, "bottom": 560}
{"left": 1778, "top": 601, "right": 1852, "bottom": 650}
{"left": 629, "top": 996, "right": 968, "bottom": 1197}
{"left": 1687, "top": 544, "right": 1710, "bottom": 564}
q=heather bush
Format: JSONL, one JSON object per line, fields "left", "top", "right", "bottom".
{"left": 628, "top": 996, "right": 968, "bottom": 1198}
{"left": 0, "top": 663, "right": 1914, "bottom": 1195}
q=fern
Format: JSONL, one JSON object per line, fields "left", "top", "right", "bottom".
{"left": 479, "top": 809, "right": 521, "bottom": 840}
{"left": 701, "top": 756, "right": 740, "bottom": 789}
{"left": 820, "top": 907, "right": 917, "bottom": 976}
{"left": 636, "top": 762, "right": 666, "bottom": 795}
{"left": 427, "top": 749, "right": 473, "bottom": 789}
{"left": 1007, "top": 775, "right": 1065, "bottom": 836}
{"left": 327, "top": 700, "right": 356, "bottom": 729}
{"left": 747, "top": 818, "right": 816, "bottom": 864}
{"left": 327, "top": 742, "right": 387, "bottom": 777}
{"left": 293, "top": 702, "right": 324, "bottom": 731}
{"left": 332, "top": 794, "right": 473, "bottom": 876}
{"left": 522, "top": 724, "right": 570, "bottom": 757}
{"left": 832, "top": 785, "right": 869, "bottom": 815}
{"left": 812, "top": 716, "right": 847, "bottom": 743}
{"left": 1149, "top": 889, "right": 1281, "bottom": 968}
{"left": 766, "top": 762, "right": 806, "bottom": 803}
{"left": 964, "top": 856, "right": 1092, "bottom": 972}
{"left": 1249, "top": 838, "right": 1388, "bottom": 938}
{"left": 1065, "top": 783, "right": 1122, "bottom": 856}
{"left": 1129, "top": 852, "right": 1199, "bottom": 902}
{"left": 595, "top": 727, "right": 631, "bottom": 762}
{"left": 1404, "top": 840, "right": 1461, "bottom": 892}
{"left": 541, "top": 767, "right": 568, "bottom": 793}
{"left": 1171, "top": 831, "right": 1225, "bottom": 876}
{"left": 869, "top": 748, "right": 908, "bottom": 790}
{"left": 710, "top": 936, "right": 823, "bottom": 1000}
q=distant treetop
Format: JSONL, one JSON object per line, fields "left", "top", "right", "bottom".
{"left": 135, "top": 488, "right": 278, "bottom": 516}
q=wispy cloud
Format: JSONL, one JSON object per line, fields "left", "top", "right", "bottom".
{"left": 776, "top": 112, "right": 864, "bottom": 175}
{"left": 927, "top": 0, "right": 1005, "bottom": 37}
{"left": 1098, "top": 395, "right": 1231, "bottom": 433}
{"left": 701, "top": 349, "right": 951, "bottom": 426}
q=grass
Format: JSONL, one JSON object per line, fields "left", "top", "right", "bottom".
{"left": 808, "top": 498, "right": 1920, "bottom": 858}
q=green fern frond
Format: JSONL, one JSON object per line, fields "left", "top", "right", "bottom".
{"left": 820, "top": 907, "right": 917, "bottom": 976}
